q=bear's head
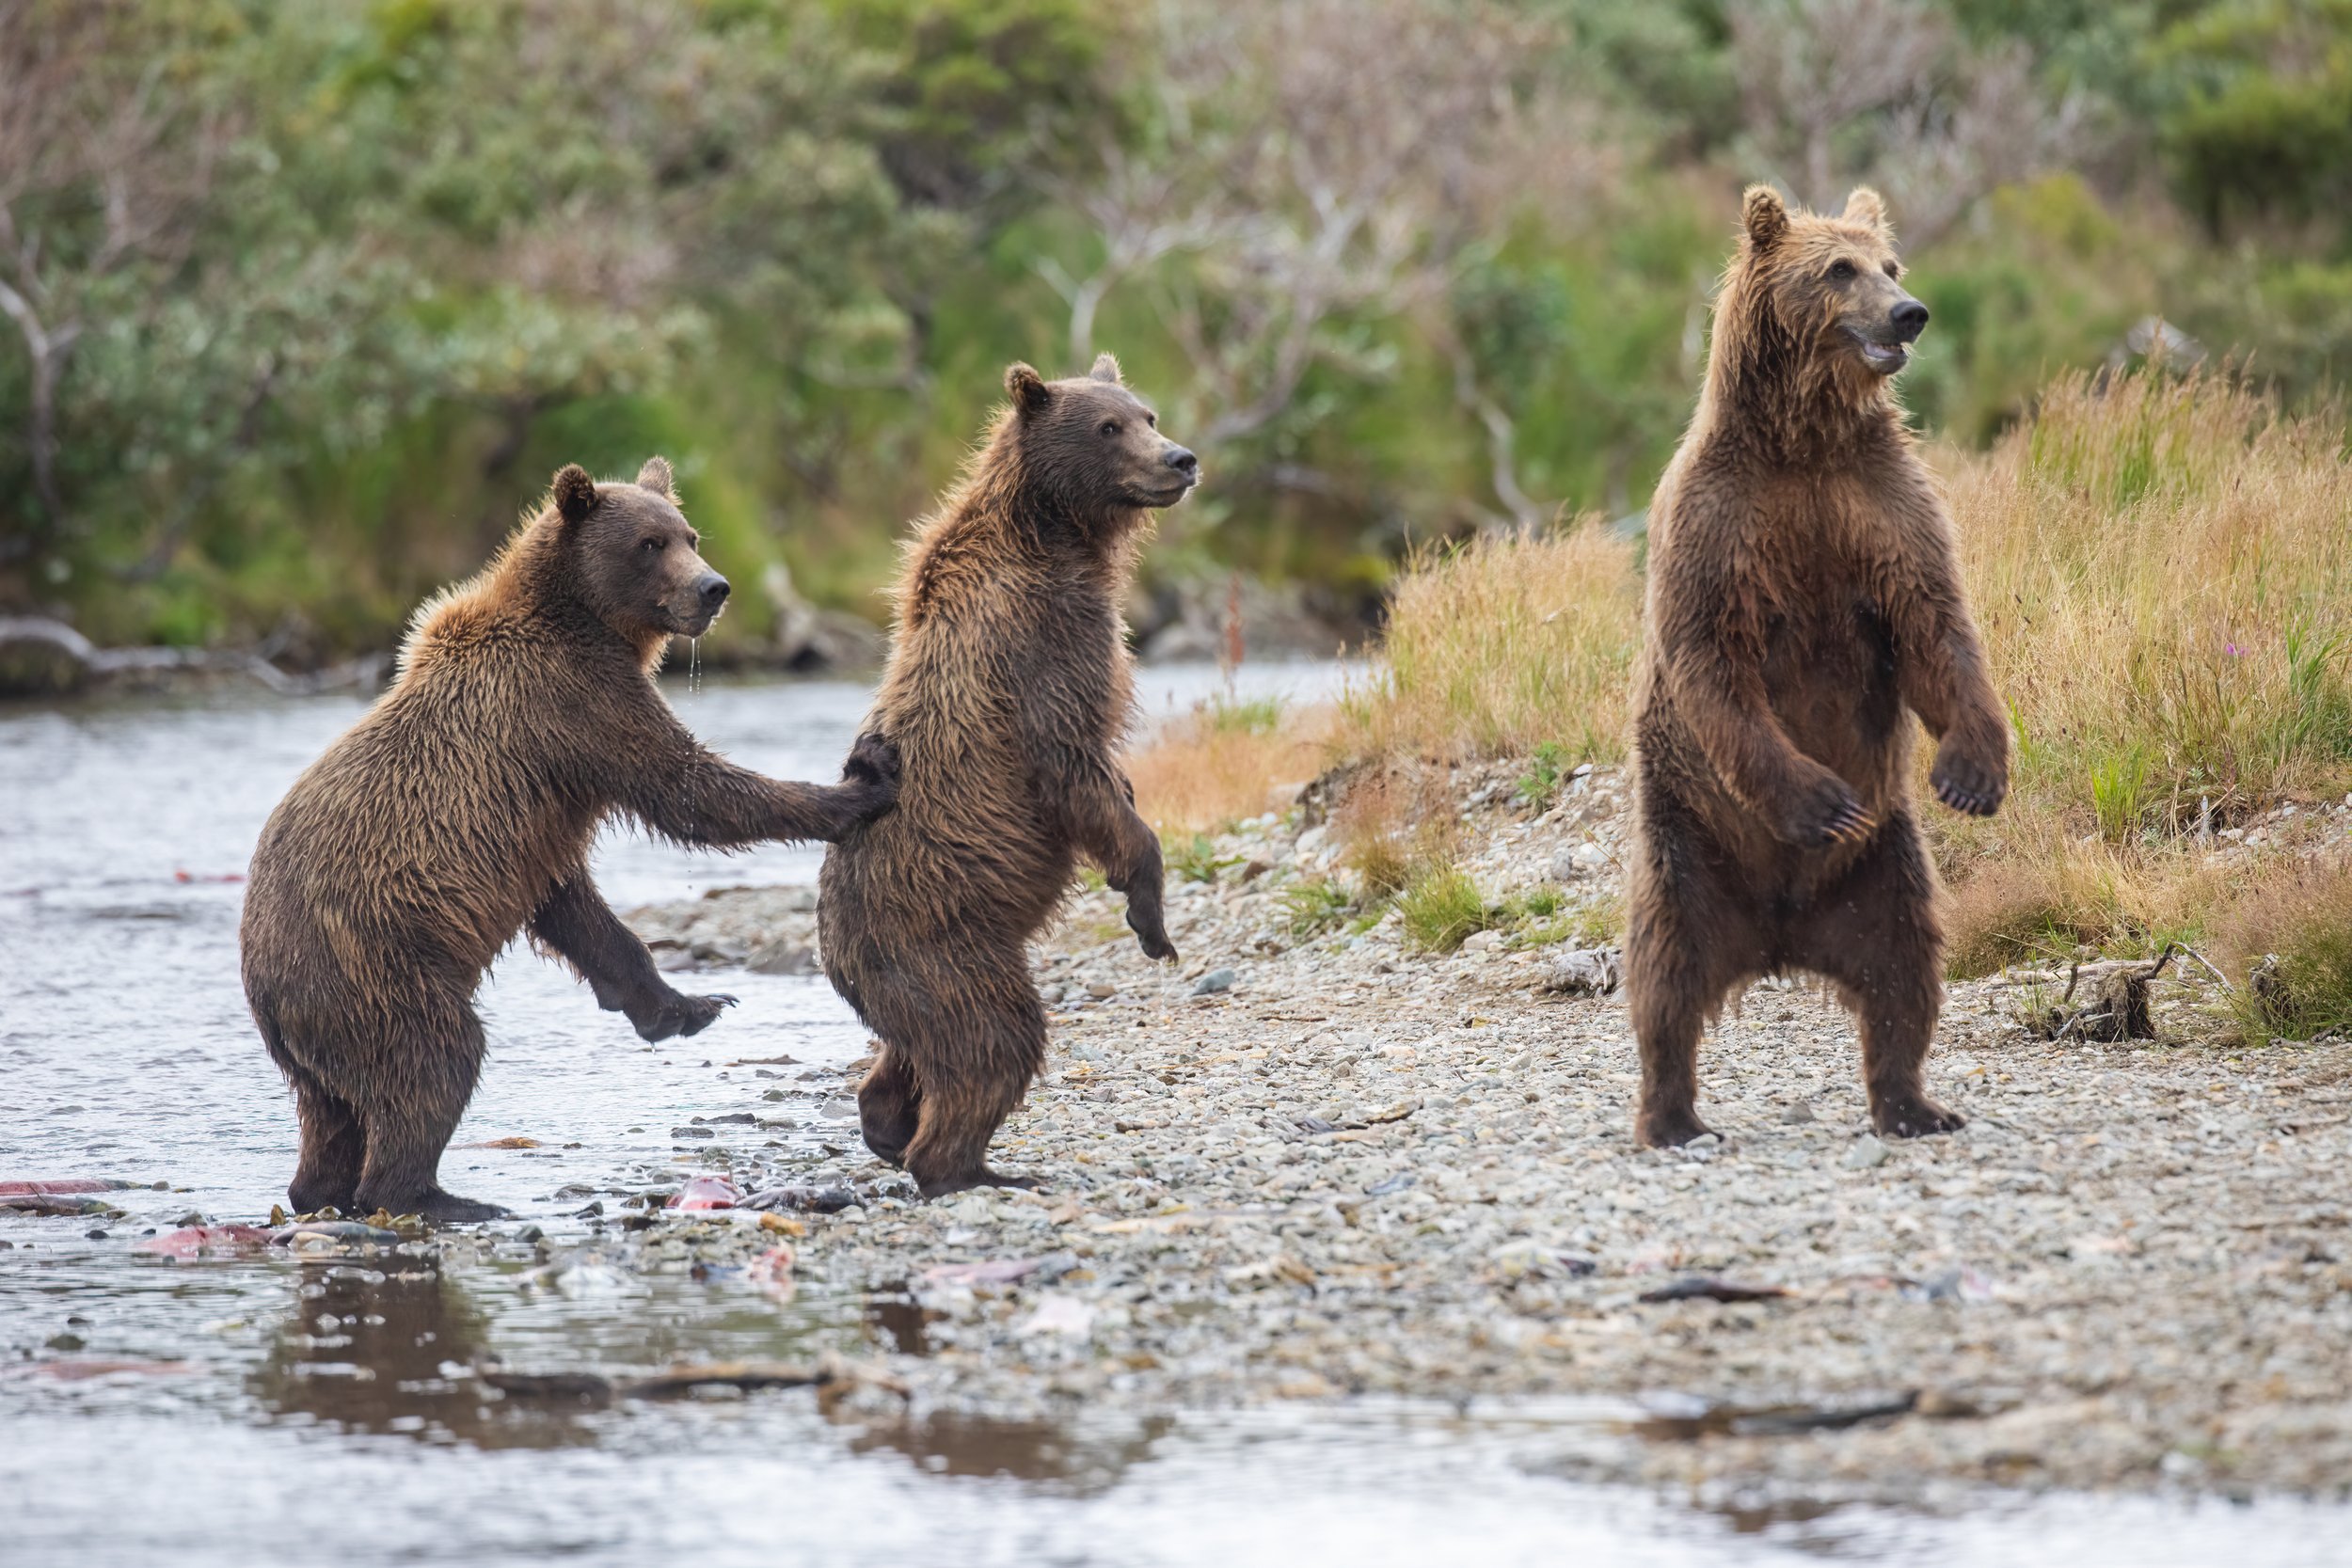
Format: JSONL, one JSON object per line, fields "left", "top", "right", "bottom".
{"left": 1000, "top": 354, "right": 1199, "bottom": 530}
{"left": 1716, "top": 185, "right": 1931, "bottom": 412}
{"left": 548, "top": 456, "right": 732, "bottom": 647}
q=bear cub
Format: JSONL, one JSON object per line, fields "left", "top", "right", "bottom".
{"left": 819, "top": 355, "right": 1196, "bottom": 1196}
{"left": 1625, "top": 187, "right": 2010, "bottom": 1148}
{"left": 242, "top": 459, "right": 898, "bottom": 1222}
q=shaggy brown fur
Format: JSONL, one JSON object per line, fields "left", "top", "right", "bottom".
{"left": 241, "top": 459, "right": 897, "bottom": 1222}
{"left": 819, "top": 355, "right": 1197, "bottom": 1196}
{"left": 1625, "top": 186, "right": 2010, "bottom": 1148}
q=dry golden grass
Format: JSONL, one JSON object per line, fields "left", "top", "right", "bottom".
{"left": 2212, "top": 861, "right": 2352, "bottom": 1042}
{"left": 1126, "top": 696, "right": 1338, "bottom": 834}
{"left": 1336, "top": 521, "right": 1642, "bottom": 764}
{"left": 1933, "top": 364, "right": 2352, "bottom": 981}
{"left": 1950, "top": 364, "right": 2352, "bottom": 831}
{"left": 1127, "top": 364, "right": 2352, "bottom": 1013}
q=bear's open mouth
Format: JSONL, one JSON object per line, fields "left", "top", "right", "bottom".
{"left": 1856, "top": 338, "right": 1909, "bottom": 373}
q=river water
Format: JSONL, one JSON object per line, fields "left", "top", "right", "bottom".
{"left": 0, "top": 668, "right": 2336, "bottom": 1566}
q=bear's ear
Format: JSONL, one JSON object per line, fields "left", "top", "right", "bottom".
{"left": 1089, "top": 352, "right": 1122, "bottom": 384}
{"left": 1841, "top": 186, "right": 1890, "bottom": 234}
{"left": 551, "top": 464, "right": 597, "bottom": 525}
{"left": 1741, "top": 184, "right": 1789, "bottom": 254}
{"left": 1005, "top": 361, "right": 1051, "bottom": 415}
{"left": 635, "top": 455, "right": 675, "bottom": 499}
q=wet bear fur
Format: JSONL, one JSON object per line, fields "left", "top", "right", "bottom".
{"left": 1625, "top": 186, "right": 2010, "bottom": 1148}
{"left": 241, "top": 459, "right": 897, "bottom": 1222}
{"left": 819, "top": 355, "right": 1198, "bottom": 1197}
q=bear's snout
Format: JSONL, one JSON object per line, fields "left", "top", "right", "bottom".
{"left": 694, "top": 572, "right": 730, "bottom": 610}
{"left": 1162, "top": 444, "right": 1199, "bottom": 481}
{"left": 1889, "top": 297, "right": 1930, "bottom": 341}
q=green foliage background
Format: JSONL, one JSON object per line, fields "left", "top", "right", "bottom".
{"left": 4, "top": 0, "right": 2350, "bottom": 657}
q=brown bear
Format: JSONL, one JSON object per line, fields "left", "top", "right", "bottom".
{"left": 818, "top": 354, "right": 1196, "bottom": 1196}
{"left": 241, "top": 458, "right": 898, "bottom": 1222}
{"left": 1624, "top": 186, "right": 2010, "bottom": 1148}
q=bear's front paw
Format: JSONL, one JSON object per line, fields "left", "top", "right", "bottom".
{"left": 633, "top": 990, "right": 737, "bottom": 1042}
{"left": 1128, "top": 905, "right": 1179, "bottom": 964}
{"left": 1931, "top": 740, "right": 2007, "bottom": 818}
{"left": 1782, "top": 773, "right": 1874, "bottom": 847}
{"left": 844, "top": 728, "right": 901, "bottom": 786}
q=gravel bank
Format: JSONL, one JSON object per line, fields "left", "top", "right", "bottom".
{"left": 621, "top": 767, "right": 2352, "bottom": 1507}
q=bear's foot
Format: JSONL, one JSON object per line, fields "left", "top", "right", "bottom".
{"left": 389, "top": 1187, "right": 511, "bottom": 1225}
{"left": 631, "top": 990, "right": 737, "bottom": 1043}
{"left": 1871, "top": 1095, "right": 1965, "bottom": 1139}
{"left": 1635, "top": 1104, "right": 1718, "bottom": 1148}
{"left": 916, "top": 1167, "right": 1041, "bottom": 1199}
{"left": 286, "top": 1174, "right": 359, "bottom": 1215}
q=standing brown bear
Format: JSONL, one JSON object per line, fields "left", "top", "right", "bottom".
{"left": 819, "top": 355, "right": 1196, "bottom": 1196}
{"left": 1625, "top": 186, "right": 2010, "bottom": 1148}
{"left": 241, "top": 459, "right": 898, "bottom": 1222}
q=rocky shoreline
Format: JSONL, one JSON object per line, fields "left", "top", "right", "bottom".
{"left": 615, "top": 767, "right": 2352, "bottom": 1507}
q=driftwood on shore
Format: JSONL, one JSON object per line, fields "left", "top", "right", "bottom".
{"left": 0, "top": 616, "right": 385, "bottom": 700}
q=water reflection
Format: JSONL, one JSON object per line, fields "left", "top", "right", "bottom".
{"left": 248, "top": 1259, "right": 596, "bottom": 1449}
{"left": 841, "top": 1409, "right": 1175, "bottom": 1493}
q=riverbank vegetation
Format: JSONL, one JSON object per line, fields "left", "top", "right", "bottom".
{"left": 8, "top": 0, "right": 2352, "bottom": 663}
{"left": 1133, "top": 362, "right": 2352, "bottom": 1028}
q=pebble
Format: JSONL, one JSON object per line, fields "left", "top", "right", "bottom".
{"left": 1842, "top": 1134, "right": 1890, "bottom": 1169}
{"left": 1190, "top": 967, "right": 1238, "bottom": 996}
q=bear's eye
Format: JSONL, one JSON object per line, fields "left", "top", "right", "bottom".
{"left": 1883, "top": 260, "right": 1901, "bottom": 279}
{"left": 1827, "top": 259, "right": 1857, "bottom": 281}
{"left": 1145, "top": 412, "right": 1156, "bottom": 428}
{"left": 1099, "top": 420, "right": 1120, "bottom": 437}
{"left": 639, "top": 538, "right": 664, "bottom": 553}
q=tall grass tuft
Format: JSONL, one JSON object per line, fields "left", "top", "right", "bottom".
{"left": 2216, "top": 863, "right": 2352, "bottom": 1043}
{"left": 1398, "top": 865, "right": 1491, "bottom": 952}
{"left": 1952, "top": 363, "right": 2352, "bottom": 829}
{"left": 1339, "top": 522, "right": 1642, "bottom": 763}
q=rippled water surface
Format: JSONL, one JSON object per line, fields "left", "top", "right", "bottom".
{"left": 1, "top": 669, "right": 2338, "bottom": 1566}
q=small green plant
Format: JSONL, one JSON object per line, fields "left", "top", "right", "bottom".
{"left": 1399, "top": 866, "right": 1491, "bottom": 952}
{"left": 1166, "top": 832, "right": 1245, "bottom": 884}
{"left": 1515, "top": 886, "right": 1564, "bottom": 919}
{"left": 1280, "top": 877, "right": 1355, "bottom": 938}
{"left": 1513, "top": 740, "right": 1569, "bottom": 806}
{"left": 2089, "top": 744, "right": 2153, "bottom": 842}
{"left": 1512, "top": 891, "right": 1622, "bottom": 949}
{"left": 1203, "top": 694, "right": 1284, "bottom": 736}
{"left": 1074, "top": 866, "right": 1108, "bottom": 893}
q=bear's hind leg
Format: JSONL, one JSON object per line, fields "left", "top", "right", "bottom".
{"left": 1625, "top": 823, "right": 1760, "bottom": 1148}
{"left": 287, "top": 1073, "right": 366, "bottom": 1215}
{"left": 898, "top": 972, "right": 1046, "bottom": 1198}
{"left": 857, "top": 1042, "right": 922, "bottom": 1168}
{"left": 1798, "top": 813, "right": 1964, "bottom": 1138}
{"left": 352, "top": 998, "right": 508, "bottom": 1223}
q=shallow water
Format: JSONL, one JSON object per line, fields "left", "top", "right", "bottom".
{"left": 0, "top": 668, "right": 2339, "bottom": 1567}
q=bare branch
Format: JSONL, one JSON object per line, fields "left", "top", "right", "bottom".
{"left": 1729, "top": 0, "right": 2074, "bottom": 242}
